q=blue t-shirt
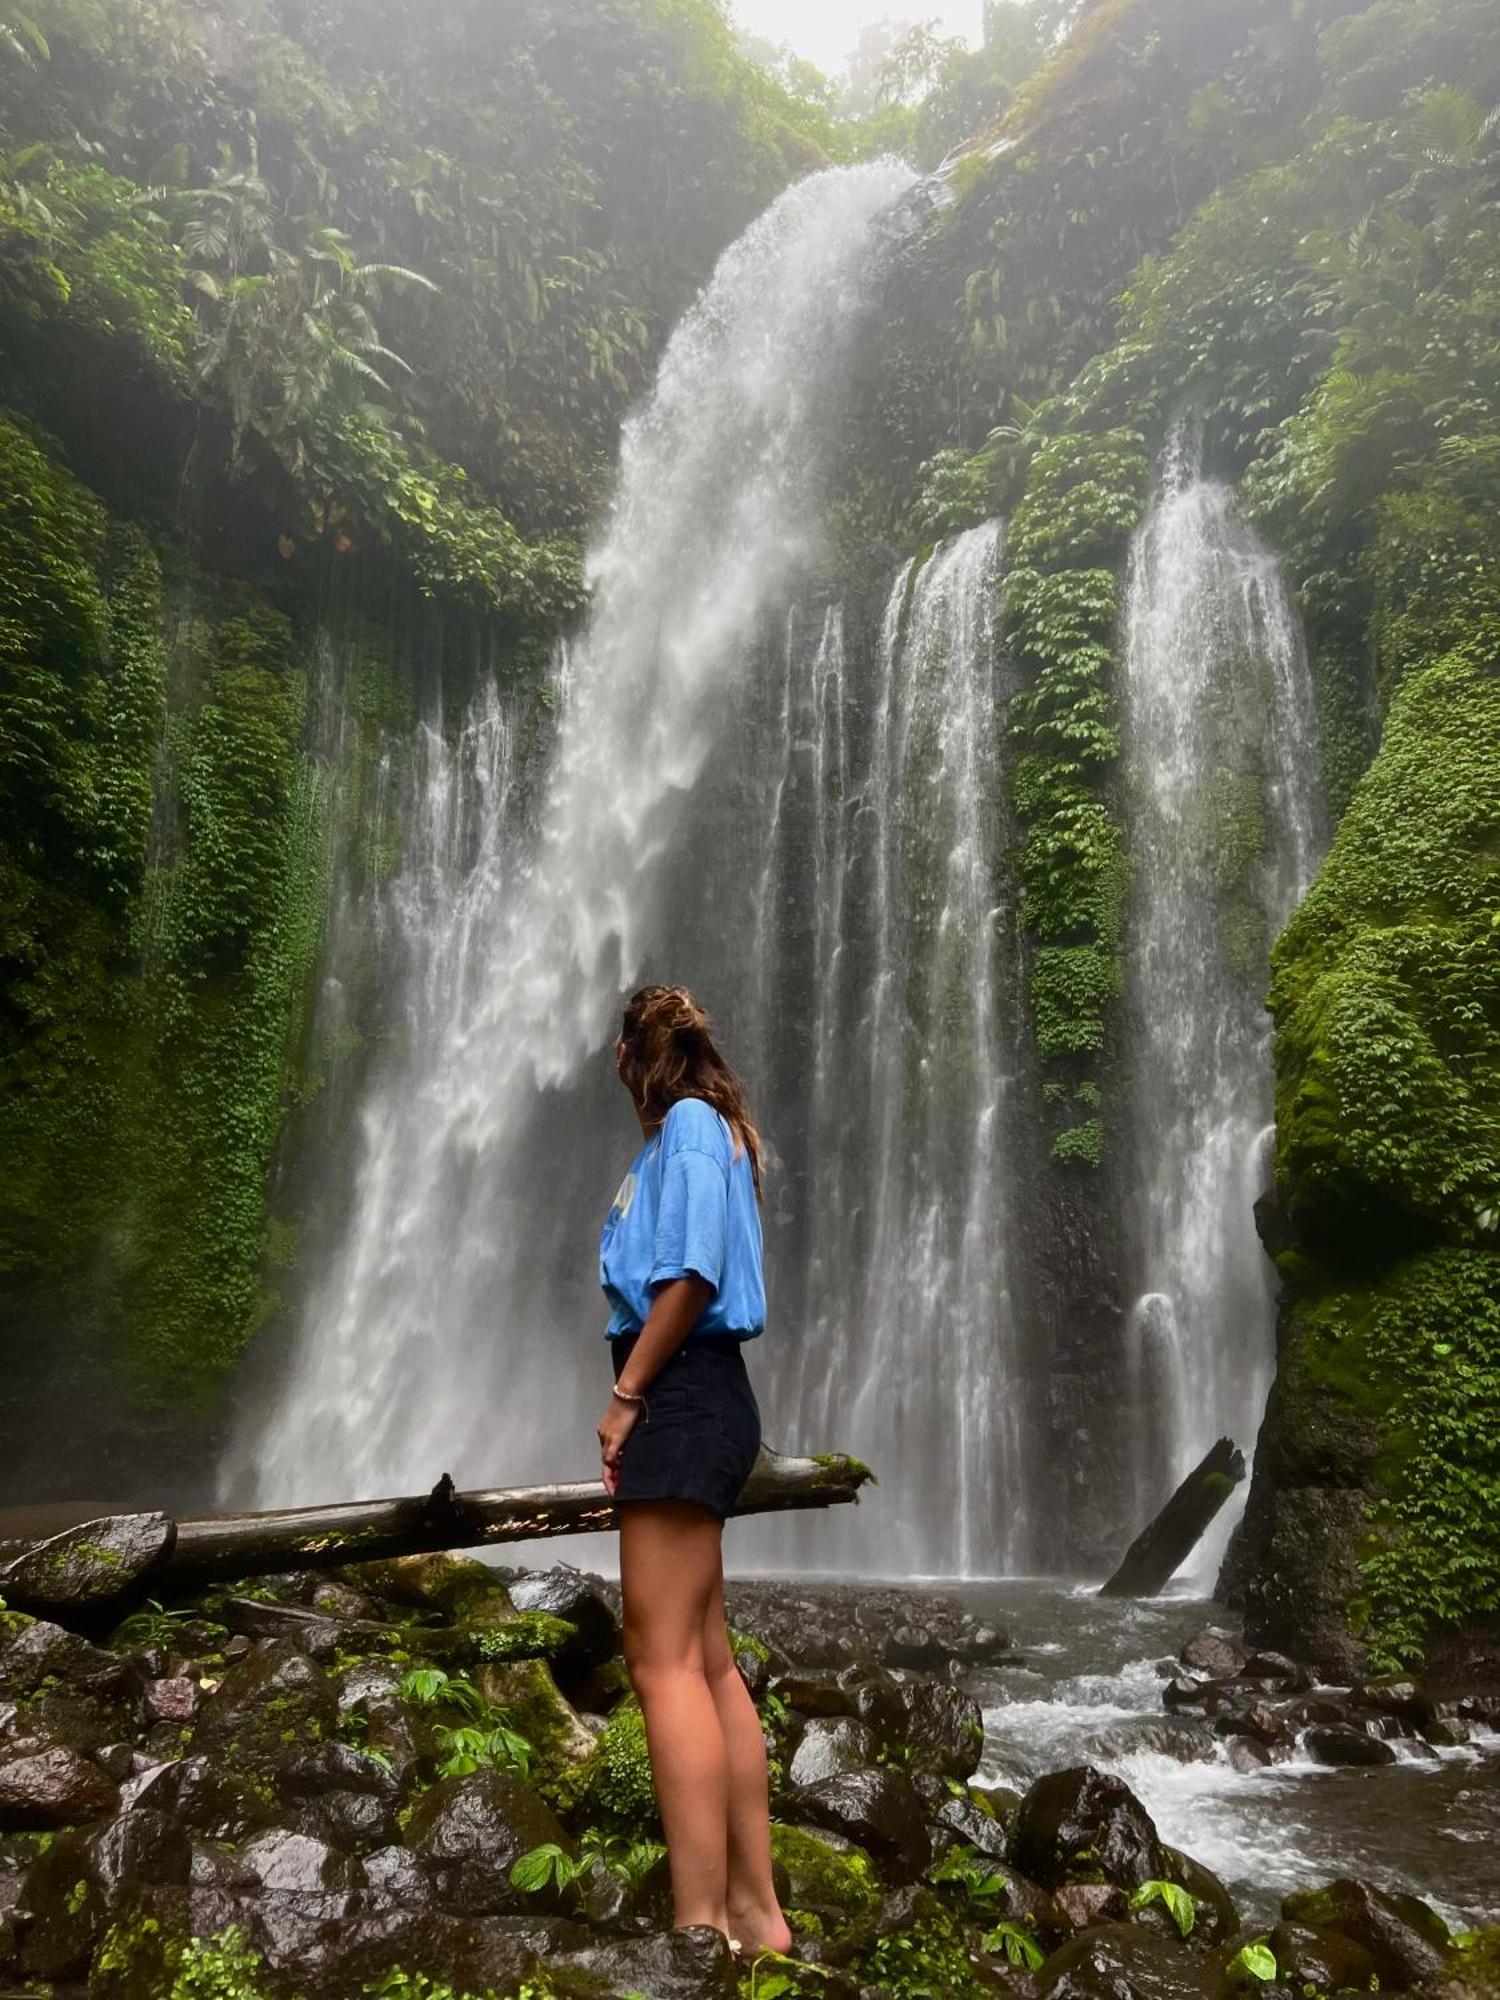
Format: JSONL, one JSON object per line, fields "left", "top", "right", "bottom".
{"left": 599, "top": 1098, "right": 766, "bottom": 1340}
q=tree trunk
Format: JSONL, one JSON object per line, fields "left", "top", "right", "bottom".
{"left": 0, "top": 1447, "right": 872, "bottom": 1619}
{"left": 1098, "top": 1438, "right": 1245, "bottom": 1598}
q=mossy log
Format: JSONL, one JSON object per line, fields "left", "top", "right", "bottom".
{"left": 1098, "top": 1438, "right": 1245, "bottom": 1598}
{"left": 0, "top": 1447, "right": 873, "bottom": 1618}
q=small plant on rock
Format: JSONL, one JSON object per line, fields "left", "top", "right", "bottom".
{"left": 1129, "top": 1878, "right": 1197, "bottom": 1938}
{"left": 1227, "top": 1940, "right": 1280, "bottom": 1983}
{"left": 931, "top": 1844, "right": 1007, "bottom": 1917}
{"left": 982, "top": 1919, "right": 1046, "bottom": 1971}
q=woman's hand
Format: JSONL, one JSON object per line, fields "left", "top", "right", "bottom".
{"left": 597, "top": 1394, "right": 640, "bottom": 1495}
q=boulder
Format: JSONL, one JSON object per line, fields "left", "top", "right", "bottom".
{"left": 1012, "top": 1767, "right": 1166, "bottom": 1892}
{"left": 125, "top": 1753, "right": 272, "bottom": 1842}
{"left": 768, "top": 1823, "right": 880, "bottom": 1918}
{"left": 476, "top": 1656, "right": 598, "bottom": 1773}
{"left": 1241, "top": 1653, "right": 1312, "bottom": 1692}
{"left": 0, "top": 1620, "right": 138, "bottom": 1706}
{"left": 790, "top": 1768, "right": 932, "bottom": 1877}
{"left": 1350, "top": 1677, "right": 1434, "bottom": 1730}
{"left": 1301, "top": 1725, "right": 1396, "bottom": 1767}
{"left": 1414, "top": 1928, "right": 1500, "bottom": 2000}
{"left": 237, "top": 1828, "right": 365, "bottom": 1893}
{"left": 893, "top": 1678, "right": 986, "bottom": 1780}
{"left": 1163, "top": 1678, "right": 1210, "bottom": 1711}
{"left": 548, "top": 1922, "right": 738, "bottom": 1999}
{"left": 361, "top": 1843, "right": 429, "bottom": 1903}
{"left": 403, "top": 1771, "right": 574, "bottom": 1916}
{"left": 16, "top": 1808, "right": 191, "bottom": 1978}
{"left": 933, "top": 1786, "right": 1011, "bottom": 1864}
{"left": 296, "top": 1788, "right": 400, "bottom": 1852}
{"left": 0, "top": 1512, "right": 172, "bottom": 1614}
{"left": 1223, "top": 1737, "right": 1272, "bottom": 1774}
{"left": 1281, "top": 1879, "right": 1450, "bottom": 1986}
{"left": 189, "top": 1640, "right": 336, "bottom": 1772}
{"left": 772, "top": 1670, "right": 858, "bottom": 1720}
{"left": 143, "top": 1675, "right": 200, "bottom": 1727}
{"left": 883, "top": 1622, "right": 948, "bottom": 1670}
{"left": 1161, "top": 1847, "right": 1239, "bottom": 1947}
{"left": 1035, "top": 1921, "right": 1228, "bottom": 2000}
{"left": 1057, "top": 1881, "right": 1128, "bottom": 1929}
{"left": 1212, "top": 1702, "right": 1293, "bottom": 1750}
{"left": 1180, "top": 1630, "right": 1248, "bottom": 1679}
{"left": 1267, "top": 1919, "right": 1379, "bottom": 1991}
{"left": 506, "top": 1566, "right": 619, "bottom": 1674}
{"left": 0, "top": 1745, "right": 118, "bottom": 1829}
{"left": 787, "top": 1717, "right": 879, "bottom": 1789}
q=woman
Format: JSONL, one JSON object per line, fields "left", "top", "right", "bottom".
{"left": 596, "top": 984, "right": 791, "bottom": 1956}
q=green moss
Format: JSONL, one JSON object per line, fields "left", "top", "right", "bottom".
{"left": 769, "top": 1824, "right": 880, "bottom": 1917}
{"left": 584, "top": 1696, "right": 658, "bottom": 1829}
{"left": 473, "top": 1610, "right": 577, "bottom": 1664}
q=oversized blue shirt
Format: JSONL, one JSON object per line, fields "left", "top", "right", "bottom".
{"left": 599, "top": 1097, "right": 766, "bottom": 1339}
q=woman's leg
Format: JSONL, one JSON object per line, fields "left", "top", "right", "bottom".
{"left": 618, "top": 1499, "right": 731, "bottom": 1934}
{"left": 702, "top": 1568, "right": 792, "bottom": 1953}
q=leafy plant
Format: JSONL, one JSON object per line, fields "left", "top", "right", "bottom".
{"left": 1129, "top": 1879, "right": 1197, "bottom": 1938}
{"left": 1228, "top": 1941, "right": 1280, "bottom": 1983}
{"left": 982, "top": 1919, "right": 1046, "bottom": 1971}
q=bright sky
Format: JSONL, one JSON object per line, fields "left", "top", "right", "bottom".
{"left": 730, "top": 0, "right": 983, "bottom": 77}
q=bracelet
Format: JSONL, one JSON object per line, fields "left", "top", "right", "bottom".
{"left": 611, "top": 1385, "right": 648, "bottom": 1408}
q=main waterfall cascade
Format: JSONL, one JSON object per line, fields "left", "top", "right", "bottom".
{"left": 232, "top": 162, "right": 916, "bottom": 1508}
{"left": 1118, "top": 431, "right": 1326, "bottom": 1574}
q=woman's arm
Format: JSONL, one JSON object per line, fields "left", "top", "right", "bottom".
{"left": 597, "top": 1273, "right": 712, "bottom": 1494}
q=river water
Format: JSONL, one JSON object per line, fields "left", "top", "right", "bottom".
{"left": 919, "top": 1580, "right": 1500, "bottom": 1930}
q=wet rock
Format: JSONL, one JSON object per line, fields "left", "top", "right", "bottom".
{"left": 0, "top": 1620, "right": 138, "bottom": 1705}
{"left": 883, "top": 1622, "right": 946, "bottom": 1670}
{"left": 774, "top": 1669, "right": 858, "bottom": 1719}
{"left": 296, "top": 1788, "right": 400, "bottom": 1852}
{"left": 1267, "top": 1919, "right": 1379, "bottom": 1991}
{"left": 507, "top": 1565, "right": 619, "bottom": 1674}
{"left": 219, "top": 1597, "right": 347, "bottom": 1660}
{"left": 1012, "top": 1766, "right": 1166, "bottom": 1892}
{"left": 549, "top": 1922, "right": 737, "bottom": 1998}
{"left": 403, "top": 1771, "right": 574, "bottom": 1916}
{"left": 933, "top": 1786, "right": 1011, "bottom": 1864}
{"left": 310, "top": 1579, "right": 385, "bottom": 1622}
{"left": 16, "top": 1806, "right": 192, "bottom": 1977}
{"left": 1242, "top": 1652, "right": 1312, "bottom": 1692}
{"left": 1036, "top": 1921, "right": 1226, "bottom": 2000}
{"left": 1181, "top": 1630, "right": 1248, "bottom": 1680}
{"left": 1422, "top": 1717, "right": 1470, "bottom": 1749}
{"left": 788, "top": 1717, "right": 879, "bottom": 1788}
{"left": 0, "top": 1512, "right": 172, "bottom": 1614}
{"left": 0, "top": 1745, "right": 118, "bottom": 1829}
{"left": 1414, "top": 1929, "right": 1500, "bottom": 2000}
{"left": 1057, "top": 1881, "right": 1128, "bottom": 1928}
{"left": 1163, "top": 1678, "right": 1210, "bottom": 1711}
{"left": 791, "top": 1768, "right": 932, "bottom": 1877}
{"left": 1213, "top": 1702, "right": 1293, "bottom": 1749}
{"left": 1351, "top": 1676, "right": 1434, "bottom": 1730}
{"left": 987, "top": 1865, "right": 1075, "bottom": 1948}
{"left": 1161, "top": 1847, "right": 1239, "bottom": 1947}
{"left": 271, "top": 1738, "right": 401, "bottom": 1805}
{"left": 237, "top": 1828, "right": 365, "bottom": 1893}
{"left": 1224, "top": 1736, "right": 1271, "bottom": 1773}
{"left": 143, "top": 1675, "right": 199, "bottom": 1726}
{"left": 362, "top": 1843, "right": 428, "bottom": 1902}
{"left": 895, "top": 1678, "right": 986, "bottom": 1780}
{"left": 126, "top": 1753, "right": 272, "bottom": 1841}
{"left": 1302, "top": 1725, "right": 1397, "bottom": 1767}
{"left": 477, "top": 1656, "right": 597, "bottom": 1774}
{"left": 189, "top": 1640, "right": 337, "bottom": 1771}
{"left": 1281, "top": 1878, "right": 1450, "bottom": 1986}
{"left": 769, "top": 1823, "right": 880, "bottom": 1918}
{"left": 223, "top": 1634, "right": 253, "bottom": 1662}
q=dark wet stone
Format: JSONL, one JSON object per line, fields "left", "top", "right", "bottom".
{"left": 127, "top": 1753, "right": 272, "bottom": 1841}
{"left": 893, "top": 1677, "right": 986, "bottom": 1780}
{"left": 988, "top": 1866, "right": 1075, "bottom": 1948}
{"left": 310, "top": 1579, "right": 385, "bottom": 1621}
{"left": 271, "top": 1738, "right": 400, "bottom": 1803}
{"left": 1180, "top": 1630, "right": 1247, "bottom": 1680}
{"left": 773, "top": 1670, "right": 858, "bottom": 1719}
{"left": 933, "top": 1787, "right": 1011, "bottom": 1864}
{"left": 1302, "top": 1725, "right": 1397, "bottom": 1767}
{"left": 0, "top": 1512, "right": 172, "bottom": 1614}
{"left": 1163, "top": 1678, "right": 1210, "bottom": 1711}
{"left": 362, "top": 1843, "right": 428, "bottom": 1902}
{"left": 0, "top": 1746, "right": 117, "bottom": 1829}
{"left": 17, "top": 1806, "right": 191, "bottom": 1977}
{"left": 191, "top": 1841, "right": 254, "bottom": 1887}
{"left": 1013, "top": 1766, "right": 1166, "bottom": 1892}
{"left": 550, "top": 1922, "right": 737, "bottom": 1999}
{"left": 788, "top": 1717, "right": 879, "bottom": 1788}
{"left": 883, "top": 1621, "right": 946, "bottom": 1670}
{"left": 507, "top": 1565, "right": 618, "bottom": 1673}
{"left": 1224, "top": 1736, "right": 1271, "bottom": 1774}
{"left": 296, "top": 1788, "right": 400, "bottom": 1852}
{"left": 0, "top": 1620, "right": 138, "bottom": 1705}
{"left": 190, "top": 1640, "right": 337, "bottom": 1770}
{"left": 1242, "top": 1652, "right": 1312, "bottom": 1691}
{"left": 1281, "top": 1878, "right": 1450, "bottom": 1986}
{"left": 1161, "top": 1847, "right": 1239, "bottom": 1948}
{"left": 219, "top": 1597, "right": 346, "bottom": 1660}
{"left": 1057, "top": 1881, "right": 1128, "bottom": 1928}
{"left": 223, "top": 1634, "right": 253, "bottom": 1662}
{"left": 1213, "top": 1701, "right": 1293, "bottom": 1748}
{"left": 791, "top": 1768, "right": 932, "bottom": 1877}
{"left": 1351, "top": 1676, "right": 1434, "bottom": 1729}
{"left": 403, "top": 1771, "right": 574, "bottom": 1916}
{"left": 143, "top": 1675, "right": 199, "bottom": 1726}
{"left": 1035, "top": 1921, "right": 1228, "bottom": 2000}
{"left": 1268, "top": 1920, "right": 1379, "bottom": 1991}
{"left": 1422, "top": 1717, "right": 1471, "bottom": 1748}
{"left": 238, "top": 1828, "right": 365, "bottom": 1893}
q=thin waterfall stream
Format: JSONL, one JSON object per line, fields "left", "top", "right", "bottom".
{"left": 1118, "top": 428, "right": 1327, "bottom": 1578}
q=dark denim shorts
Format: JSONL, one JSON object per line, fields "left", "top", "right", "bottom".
{"left": 609, "top": 1331, "right": 762, "bottom": 1522}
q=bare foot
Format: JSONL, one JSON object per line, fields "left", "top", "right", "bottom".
{"left": 728, "top": 1907, "right": 794, "bottom": 1955}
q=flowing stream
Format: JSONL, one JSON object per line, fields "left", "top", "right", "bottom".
{"left": 1117, "top": 429, "right": 1326, "bottom": 1576}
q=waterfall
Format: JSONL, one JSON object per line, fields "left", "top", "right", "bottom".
{"left": 715, "top": 522, "right": 1026, "bottom": 1575}
{"left": 233, "top": 162, "right": 915, "bottom": 1506}
{"left": 1119, "top": 428, "right": 1325, "bottom": 1576}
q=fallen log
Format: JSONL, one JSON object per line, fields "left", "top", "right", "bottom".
{"left": 0, "top": 1446, "right": 872, "bottom": 1619}
{"left": 1098, "top": 1437, "right": 1245, "bottom": 1598}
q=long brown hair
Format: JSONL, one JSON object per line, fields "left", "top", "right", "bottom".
{"left": 617, "top": 985, "right": 764, "bottom": 1196}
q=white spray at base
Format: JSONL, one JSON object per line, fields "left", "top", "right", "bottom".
{"left": 1118, "top": 424, "right": 1326, "bottom": 1580}
{"left": 233, "top": 162, "right": 915, "bottom": 1505}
